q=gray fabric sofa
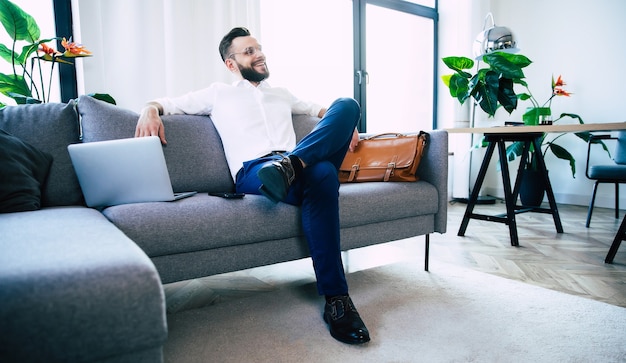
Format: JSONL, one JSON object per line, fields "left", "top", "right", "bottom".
{"left": 0, "top": 95, "right": 448, "bottom": 362}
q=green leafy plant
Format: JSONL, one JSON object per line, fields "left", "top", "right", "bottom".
{"left": 442, "top": 53, "right": 609, "bottom": 178}
{"left": 441, "top": 51, "right": 532, "bottom": 117}
{"left": 0, "top": 0, "right": 112, "bottom": 106}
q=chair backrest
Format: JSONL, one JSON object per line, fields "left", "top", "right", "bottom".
{"left": 614, "top": 130, "right": 626, "bottom": 165}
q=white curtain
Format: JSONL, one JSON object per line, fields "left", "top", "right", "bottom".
{"left": 74, "top": 0, "right": 260, "bottom": 111}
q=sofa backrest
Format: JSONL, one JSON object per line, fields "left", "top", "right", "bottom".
{"left": 292, "top": 114, "right": 319, "bottom": 142}
{"left": 77, "top": 95, "right": 235, "bottom": 194}
{"left": 77, "top": 96, "right": 324, "bottom": 194}
{"left": 0, "top": 101, "right": 84, "bottom": 207}
{"left": 0, "top": 97, "right": 322, "bottom": 209}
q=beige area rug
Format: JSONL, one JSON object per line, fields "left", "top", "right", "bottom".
{"left": 164, "top": 261, "right": 626, "bottom": 363}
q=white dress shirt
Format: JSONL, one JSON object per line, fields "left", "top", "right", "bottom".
{"left": 155, "top": 80, "right": 322, "bottom": 179}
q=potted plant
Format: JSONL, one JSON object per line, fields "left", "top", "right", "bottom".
{"left": 442, "top": 53, "right": 610, "bottom": 206}
{"left": 0, "top": 0, "right": 113, "bottom": 106}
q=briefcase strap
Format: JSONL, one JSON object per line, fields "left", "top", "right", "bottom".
{"left": 348, "top": 158, "right": 361, "bottom": 182}
{"left": 384, "top": 155, "right": 399, "bottom": 181}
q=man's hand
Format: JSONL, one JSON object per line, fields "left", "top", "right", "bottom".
{"left": 135, "top": 103, "right": 167, "bottom": 144}
{"left": 349, "top": 128, "right": 360, "bottom": 152}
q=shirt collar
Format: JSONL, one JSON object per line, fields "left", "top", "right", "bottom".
{"left": 232, "top": 79, "right": 270, "bottom": 88}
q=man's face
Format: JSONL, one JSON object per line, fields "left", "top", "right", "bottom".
{"left": 228, "top": 36, "right": 269, "bottom": 83}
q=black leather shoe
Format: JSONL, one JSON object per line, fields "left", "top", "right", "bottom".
{"left": 257, "top": 156, "right": 296, "bottom": 203}
{"left": 323, "top": 295, "right": 370, "bottom": 344}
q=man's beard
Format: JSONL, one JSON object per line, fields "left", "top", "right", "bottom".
{"left": 238, "top": 62, "right": 269, "bottom": 83}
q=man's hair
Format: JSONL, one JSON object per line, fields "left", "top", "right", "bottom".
{"left": 219, "top": 27, "right": 251, "bottom": 61}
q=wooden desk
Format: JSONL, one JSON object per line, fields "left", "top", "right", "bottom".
{"left": 448, "top": 122, "right": 626, "bottom": 134}
{"left": 447, "top": 122, "right": 626, "bottom": 247}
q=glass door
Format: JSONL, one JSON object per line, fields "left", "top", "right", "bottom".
{"left": 354, "top": 0, "right": 437, "bottom": 133}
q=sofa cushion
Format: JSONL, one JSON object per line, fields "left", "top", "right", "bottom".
{"left": 0, "top": 129, "right": 53, "bottom": 213}
{"left": 102, "top": 181, "right": 438, "bottom": 258}
{"left": 77, "top": 95, "right": 234, "bottom": 193}
{"left": 0, "top": 101, "right": 83, "bottom": 207}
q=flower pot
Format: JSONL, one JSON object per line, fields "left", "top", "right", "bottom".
{"left": 523, "top": 107, "right": 551, "bottom": 126}
{"left": 519, "top": 168, "right": 546, "bottom": 207}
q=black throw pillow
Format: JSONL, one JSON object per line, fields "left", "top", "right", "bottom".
{"left": 0, "top": 129, "right": 53, "bottom": 213}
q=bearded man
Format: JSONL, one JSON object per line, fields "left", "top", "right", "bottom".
{"left": 135, "top": 27, "right": 369, "bottom": 345}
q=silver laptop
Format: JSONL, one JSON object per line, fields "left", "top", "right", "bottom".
{"left": 68, "top": 136, "right": 196, "bottom": 207}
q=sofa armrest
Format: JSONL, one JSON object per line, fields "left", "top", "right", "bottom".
{"left": 418, "top": 129, "right": 448, "bottom": 234}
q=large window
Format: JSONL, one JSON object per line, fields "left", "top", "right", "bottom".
{"left": 260, "top": 0, "right": 438, "bottom": 132}
{"left": 355, "top": 0, "right": 438, "bottom": 132}
{"left": 259, "top": 0, "right": 354, "bottom": 108}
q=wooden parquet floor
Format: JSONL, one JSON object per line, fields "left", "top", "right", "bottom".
{"left": 431, "top": 201, "right": 626, "bottom": 308}
{"left": 164, "top": 202, "right": 626, "bottom": 313}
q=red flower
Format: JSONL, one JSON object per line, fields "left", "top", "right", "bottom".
{"left": 553, "top": 75, "right": 566, "bottom": 88}
{"left": 61, "top": 37, "right": 92, "bottom": 57}
{"left": 38, "top": 42, "right": 61, "bottom": 57}
{"left": 552, "top": 75, "right": 572, "bottom": 97}
{"left": 554, "top": 88, "right": 571, "bottom": 97}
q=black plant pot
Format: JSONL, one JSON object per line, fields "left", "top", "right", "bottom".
{"left": 519, "top": 168, "right": 546, "bottom": 207}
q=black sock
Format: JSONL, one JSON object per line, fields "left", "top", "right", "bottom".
{"left": 288, "top": 154, "right": 303, "bottom": 177}
{"left": 325, "top": 294, "right": 349, "bottom": 303}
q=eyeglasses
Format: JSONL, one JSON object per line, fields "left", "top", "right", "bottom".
{"left": 228, "top": 46, "right": 262, "bottom": 59}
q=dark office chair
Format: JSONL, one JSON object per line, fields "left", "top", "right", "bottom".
{"left": 585, "top": 130, "right": 626, "bottom": 228}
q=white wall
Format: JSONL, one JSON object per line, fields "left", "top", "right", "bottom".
{"left": 440, "top": 0, "right": 626, "bottom": 209}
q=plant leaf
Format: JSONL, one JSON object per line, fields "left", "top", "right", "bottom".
{"left": 442, "top": 56, "right": 474, "bottom": 73}
{"left": 9, "top": 92, "right": 41, "bottom": 104}
{"left": 0, "top": 72, "right": 31, "bottom": 98}
{"left": 494, "top": 52, "right": 532, "bottom": 68}
{"left": 506, "top": 141, "right": 524, "bottom": 161}
{"left": 497, "top": 77, "right": 517, "bottom": 114}
{"left": 88, "top": 93, "right": 116, "bottom": 105}
{"left": 548, "top": 143, "right": 576, "bottom": 177}
{"left": 576, "top": 131, "right": 612, "bottom": 158}
{"left": 558, "top": 113, "right": 584, "bottom": 124}
{"left": 448, "top": 73, "right": 469, "bottom": 103}
{"left": 0, "top": 43, "right": 15, "bottom": 63}
{"left": 441, "top": 74, "right": 451, "bottom": 87}
{"left": 14, "top": 43, "right": 37, "bottom": 65}
{"left": 483, "top": 52, "right": 525, "bottom": 79}
{"left": 513, "top": 78, "right": 528, "bottom": 88}
{"left": 0, "top": 0, "right": 40, "bottom": 42}
{"left": 473, "top": 70, "right": 499, "bottom": 117}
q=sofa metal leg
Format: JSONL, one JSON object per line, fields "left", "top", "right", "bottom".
{"left": 424, "top": 234, "right": 430, "bottom": 272}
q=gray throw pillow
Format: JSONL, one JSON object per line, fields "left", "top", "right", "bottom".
{"left": 0, "top": 101, "right": 82, "bottom": 207}
{"left": 0, "top": 129, "right": 53, "bottom": 213}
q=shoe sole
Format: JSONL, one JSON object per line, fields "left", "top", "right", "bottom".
{"left": 257, "top": 166, "right": 287, "bottom": 203}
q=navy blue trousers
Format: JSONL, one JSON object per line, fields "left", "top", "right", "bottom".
{"left": 235, "top": 98, "right": 360, "bottom": 296}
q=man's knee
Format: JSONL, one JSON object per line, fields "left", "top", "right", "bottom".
{"left": 331, "top": 97, "right": 360, "bottom": 117}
